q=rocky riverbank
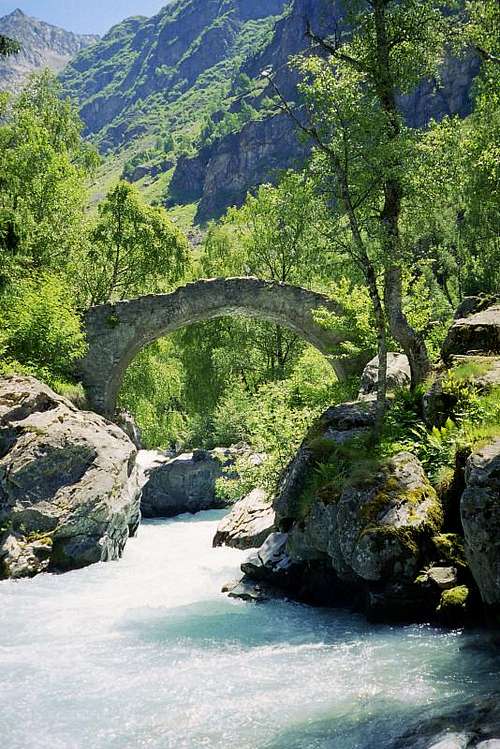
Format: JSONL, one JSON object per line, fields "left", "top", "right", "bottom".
{"left": 221, "top": 300, "right": 500, "bottom": 627}
{"left": 0, "top": 376, "right": 140, "bottom": 578}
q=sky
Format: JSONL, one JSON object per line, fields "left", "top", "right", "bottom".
{"left": 0, "top": 1, "right": 168, "bottom": 35}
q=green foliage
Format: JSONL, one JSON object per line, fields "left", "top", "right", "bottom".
{"left": 438, "top": 585, "right": 469, "bottom": 611}
{"left": 314, "top": 279, "right": 377, "bottom": 361}
{"left": 214, "top": 348, "right": 352, "bottom": 497}
{"left": 0, "top": 35, "right": 21, "bottom": 56}
{"left": 401, "top": 377, "right": 500, "bottom": 483}
{"left": 80, "top": 181, "right": 189, "bottom": 304}
{"left": 0, "top": 72, "right": 98, "bottom": 283}
{"left": 211, "top": 379, "right": 254, "bottom": 446}
{"left": 118, "top": 338, "right": 187, "bottom": 450}
{"left": 0, "top": 273, "right": 87, "bottom": 385}
{"left": 223, "top": 171, "right": 330, "bottom": 283}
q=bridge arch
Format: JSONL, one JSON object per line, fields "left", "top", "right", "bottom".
{"left": 78, "top": 277, "right": 362, "bottom": 416}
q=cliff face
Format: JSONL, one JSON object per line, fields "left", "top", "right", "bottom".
{"left": 0, "top": 9, "right": 98, "bottom": 93}
{"left": 169, "top": 113, "right": 311, "bottom": 218}
{"left": 60, "top": 0, "right": 288, "bottom": 150}
{"left": 169, "top": 0, "right": 480, "bottom": 222}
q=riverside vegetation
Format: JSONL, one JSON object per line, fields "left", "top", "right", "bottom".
{"left": 0, "top": 0, "right": 499, "bottom": 623}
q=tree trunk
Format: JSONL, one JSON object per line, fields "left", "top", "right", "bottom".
{"left": 384, "top": 265, "right": 431, "bottom": 388}
{"left": 372, "top": 0, "right": 431, "bottom": 389}
{"left": 365, "top": 264, "right": 388, "bottom": 431}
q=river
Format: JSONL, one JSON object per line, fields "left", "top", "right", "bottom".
{"left": 1, "top": 510, "right": 499, "bottom": 749}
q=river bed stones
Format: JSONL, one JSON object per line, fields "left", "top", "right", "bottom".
{"left": 139, "top": 446, "right": 260, "bottom": 518}
{"left": 213, "top": 488, "right": 275, "bottom": 549}
{"left": 0, "top": 375, "right": 140, "bottom": 579}
{"left": 358, "top": 352, "right": 411, "bottom": 400}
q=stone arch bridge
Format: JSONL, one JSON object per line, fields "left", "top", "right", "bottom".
{"left": 79, "top": 277, "right": 363, "bottom": 416}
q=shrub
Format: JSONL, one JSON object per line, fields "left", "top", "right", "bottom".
{"left": 0, "top": 273, "right": 87, "bottom": 385}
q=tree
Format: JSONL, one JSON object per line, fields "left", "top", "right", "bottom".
{"left": 403, "top": 0, "right": 500, "bottom": 299}
{"left": 0, "top": 35, "right": 20, "bottom": 57}
{"left": 82, "top": 181, "right": 189, "bottom": 304}
{"left": 0, "top": 71, "right": 98, "bottom": 282}
{"left": 272, "top": 0, "right": 454, "bottom": 402}
{"left": 0, "top": 273, "right": 87, "bottom": 384}
{"left": 224, "top": 171, "right": 329, "bottom": 285}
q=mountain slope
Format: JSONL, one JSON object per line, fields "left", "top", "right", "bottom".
{"left": 61, "top": 0, "right": 287, "bottom": 152}
{"left": 170, "top": 0, "right": 481, "bottom": 222}
{"left": 0, "top": 9, "right": 98, "bottom": 92}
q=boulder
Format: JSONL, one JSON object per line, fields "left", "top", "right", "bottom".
{"left": 140, "top": 449, "right": 226, "bottom": 517}
{"left": 130, "top": 164, "right": 149, "bottom": 182}
{"left": 222, "top": 576, "right": 279, "bottom": 602}
{"left": 0, "top": 376, "right": 139, "bottom": 579}
{"left": 442, "top": 304, "right": 500, "bottom": 362}
{"left": 460, "top": 438, "right": 500, "bottom": 616}
{"left": 330, "top": 452, "right": 443, "bottom": 586}
{"left": 391, "top": 697, "right": 500, "bottom": 749}
{"left": 454, "top": 296, "right": 498, "bottom": 320}
{"left": 213, "top": 488, "right": 275, "bottom": 549}
{"left": 140, "top": 444, "right": 264, "bottom": 518}
{"left": 427, "top": 735, "right": 471, "bottom": 749}
{"left": 426, "top": 566, "right": 458, "bottom": 590}
{"left": 241, "top": 532, "right": 297, "bottom": 587}
{"left": 358, "top": 352, "right": 411, "bottom": 400}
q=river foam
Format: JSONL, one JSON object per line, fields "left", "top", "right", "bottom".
{"left": 1, "top": 510, "right": 498, "bottom": 748}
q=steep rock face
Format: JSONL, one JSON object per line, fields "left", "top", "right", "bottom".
{"left": 170, "top": 0, "right": 480, "bottom": 221}
{"left": 170, "top": 113, "right": 310, "bottom": 220}
{"left": 0, "top": 9, "right": 98, "bottom": 93}
{"left": 461, "top": 439, "right": 500, "bottom": 618}
{"left": 0, "top": 376, "right": 139, "bottom": 579}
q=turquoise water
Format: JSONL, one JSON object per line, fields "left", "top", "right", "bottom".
{"left": 1, "top": 510, "right": 498, "bottom": 749}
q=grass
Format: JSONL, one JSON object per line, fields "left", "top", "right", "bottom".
{"left": 168, "top": 201, "right": 201, "bottom": 233}
{"left": 451, "top": 358, "right": 494, "bottom": 382}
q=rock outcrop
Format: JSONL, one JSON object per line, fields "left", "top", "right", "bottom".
{"left": 213, "top": 488, "right": 275, "bottom": 549}
{"left": 139, "top": 446, "right": 264, "bottom": 518}
{"left": 358, "top": 353, "right": 411, "bottom": 400}
{"left": 274, "top": 398, "right": 378, "bottom": 523}
{"left": 0, "top": 376, "right": 139, "bottom": 579}
{"left": 169, "top": 0, "right": 480, "bottom": 222}
{"left": 238, "top": 391, "right": 449, "bottom": 619}
{"left": 227, "top": 307, "right": 500, "bottom": 625}
{"left": 61, "top": 0, "right": 287, "bottom": 149}
{"left": 442, "top": 305, "right": 500, "bottom": 362}
{"left": 461, "top": 439, "right": 500, "bottom": 619}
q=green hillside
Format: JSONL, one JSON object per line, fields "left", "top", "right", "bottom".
{"left": 61, "top": 0, "right": 287, "bottom": 205}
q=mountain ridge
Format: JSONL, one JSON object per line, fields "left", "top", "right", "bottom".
{"left": 0, "top": 8, "right": 99, "bottom": 92}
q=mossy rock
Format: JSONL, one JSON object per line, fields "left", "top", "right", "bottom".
{"left": 438, "top": 584, "right": 469, "bottom": 610}
{"left": 432, "top": 533, "right": 467, "bottom": 568}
